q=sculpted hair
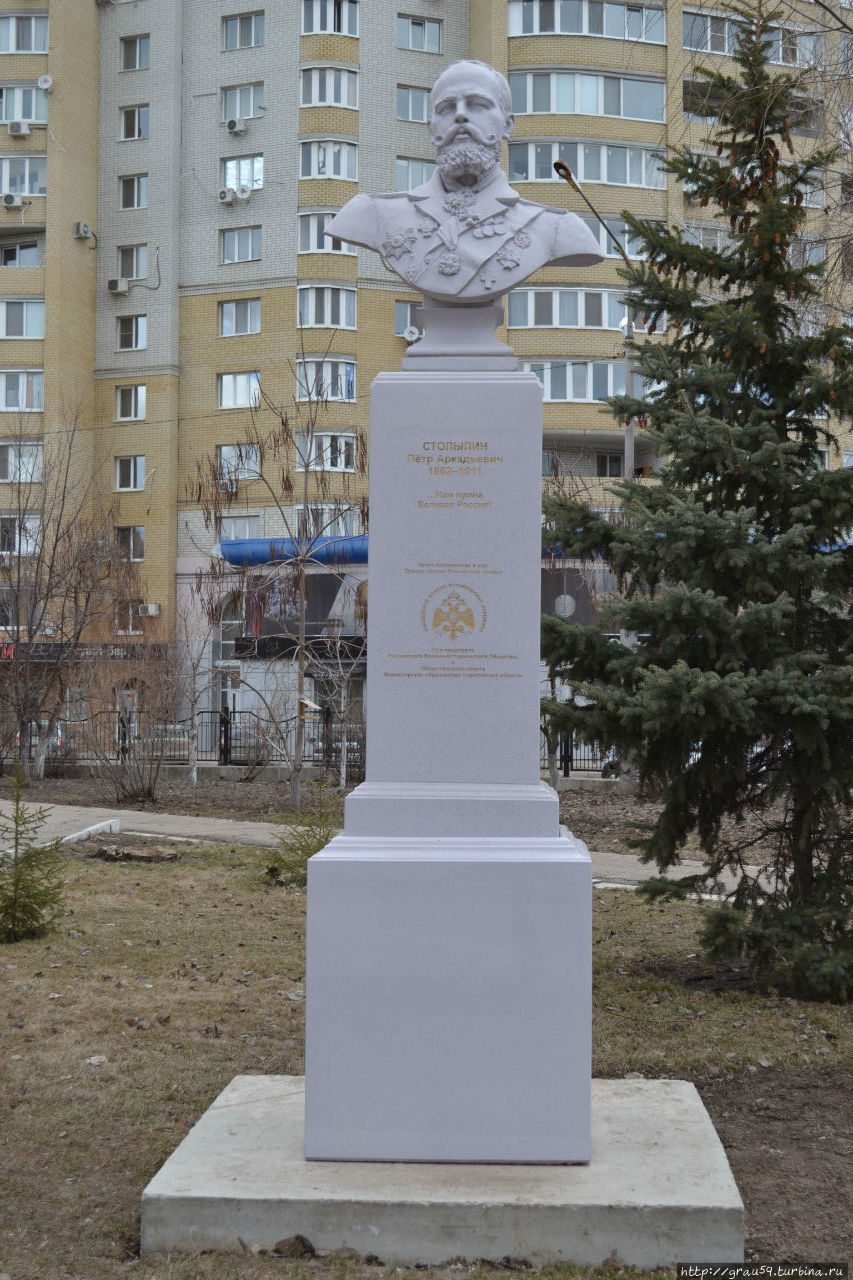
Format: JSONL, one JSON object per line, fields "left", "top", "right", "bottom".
{"left": 429, "top": 60, "right": 513, "bottom": 119}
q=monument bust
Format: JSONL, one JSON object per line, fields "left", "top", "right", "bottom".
{"left": 324, "top": 60, "right": 603, "bottom": 306}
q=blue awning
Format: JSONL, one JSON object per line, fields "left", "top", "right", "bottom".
{"left": 219, "top": 535, "right": 369, "bottom": 567}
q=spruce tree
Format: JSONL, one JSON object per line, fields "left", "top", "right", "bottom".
{"left": 542, "top": 6, "right": 853, "bottom": 1001}
{"left": 0, "top": 763, "right": 64, "bottom": 943}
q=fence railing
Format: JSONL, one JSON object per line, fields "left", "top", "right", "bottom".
{"left": 540, "top": 731, "right": 604, "bottom": 774}
{"left": 6, "top": 711, "right": 366, "bottom": 774}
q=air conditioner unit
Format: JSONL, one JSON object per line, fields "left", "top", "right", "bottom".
{"left": 217, "top": 187, "right": 236, "bottom": 204}
{"left": 2, "top": 193, "right": 23, "bottom": 208}
{"left": 226, "top": 117, "right": 246, "bottom": 134}
{"left": 107, "top": 277, "right": 129, "bottom": 295}
{"left": 73, "top": 220, "right": 92, "bottom": 239}
{"left": 8, "top": 121, "right": 30, "bottom": 137}
{"left": 403, "top": 325, "right": 422, "bottom": 343}
{"left": 138, "top": 602, "right": 160, "bottom": 618}
{"left": 37, "top": 75, "right": 53, "bottom": 92}
{"left": 235, "top": 184, "right": 252, "bottom": 200}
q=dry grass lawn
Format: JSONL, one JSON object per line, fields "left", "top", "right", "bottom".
{"left": 1, "top": 837, "right": 850, "bottom": 1280}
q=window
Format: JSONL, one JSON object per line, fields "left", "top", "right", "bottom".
{"left": 395, "top": 156, "right": 435, "bottom": 190}
{"left": 580, "top": 215, "right": 650, "bottom": 259}
{"left": 296, "top": 502, "right": 356, "bottom": 538}
{"left": 116, "top": 525, "right": 145, "bottom": 561}
{"left": 116, "top": 455, "right": 145, "bottom": 491}
{"left": 120, "top": 104, "right": 149, "bottom": 141}
{"left": 121, "top": 34, "right": 150, "bottom": 71}
{"left": 508, "top": 288, "right": 627, "bottom": 330}
{"left": 843, "top": 452, "right": 853, "bottom": 469}
{"left": 0, "top": 239, "right": 39, "bottom": 266}
{"left": 790, "top": 239, "right": 826, "bottom": 269}
{"left": 301, "top": 67, "right": 358, "bottom": 108}
{"left": 222, "top": 154, "right": 264, "bottom": 191}
{"left": 396, "top": 85, "right": 429, "bottom": 122}
{"left": 223, "top": 11, "right": 265, "bottom": 49}
{"left": 684, "top": 222, "right": 730, "bottom": 252}
{"left": 218, "top": 372, "right": 261, "bottom": 409}
{"left": 683, "top": 11, "right": 821, "bottom": 65}
{"left": 0, "top": 370, "right": 42, "bottom": 410}
{"left": 509, "top": 71, "right": 665, "bottom": 121}
{"left": 302, "top": 0, "right": 358, "bottom": 36}
{"left": 119, "top": 174, "right": 148, "bottom": 209}
{"left": 0, "top": 440, "right": 42, "bottom": 482}
{"left": 0, "top": 85, "right": 47, "bottom": 123}
{"left": 296, "top": 358, "right": 355, "bottom": 401}
{"left": 222, "top": 83, "right": 264, "bottom": 121}
{"left": 0, "top": 588, "right": 12, "bottom": 626}
{"left": 521, "top": 358, "right": 641, "bottom": 401}
{"left": 219, "top": 298, "right": 261, "bottom": 336}
{"left": 218, "top": 442, "right": 261, "bottom": 479}
{"left": 116, "top": 384, "right": 146, "bottom": 420}
{"left": 296, "top": 431, "right": 356, "bottom": 471}
{"left": 0, "top": 155, "right": 46, "bottom": 196}
{"left": 396, "top": 16, "right": 441, "bottom": 52}
{"left": 116, "top": 315, "right": 147, "bottom": 351}
{"left": 395, "top": 300, "right": 419, "bottom": 335}
{"left": 596, "top": 453, "right": 623, "bottom": 478}
{"left": 508, "top": 0, "right": 664, "bottom": 40}
{"left": 220, "top": 513, "right": 259, "bottom": 540}
{"left": 508, "top": 139, "right": 665, "bottom": 187}
{"left": 117, "top": 243, "right": 147, "bottom": 280}
{"left": 297, "top": 285, "right": 356, "bottom": 328}
{"left": 0, "top": 513, "right": 40, "bottom": 554}
{"left": 300, "top": 140, "right": 357, "bottom": 180}
{"left": 0, "top": 299, "right": 44, "bottom": 338}
{"left": 115, "top": 599, "right": 143, "bottom": 634}
{"left": 0, "top": 15, "right": 48, "bottom": 53}
{"left": 222, "top": 226, "right": 261, "bottom": 263}
{"left": 298, "top": 210, "right": 356, "bottom": 253}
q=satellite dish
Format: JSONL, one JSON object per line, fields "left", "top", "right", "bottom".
{"left": 554, "top": 593, "right": 576, "bottom": 618}
{"left": 403, "top": 325, "right": 421, "bottom": 343}
{"left": 37, "top": 74, "right": 52, "bottom": 91}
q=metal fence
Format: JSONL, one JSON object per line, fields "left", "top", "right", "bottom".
{"left": 10, "top": 710, "right": 365, "bottom": 775}
{"left": 540, "top": 731, "right": 605, "bottom": 775}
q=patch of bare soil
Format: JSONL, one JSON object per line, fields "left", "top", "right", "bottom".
{"left": 696, "top": 1069, "right": 852, "bottom": 1265}
{"left": 14, "top": 773, "right": 310, "bottom": 821}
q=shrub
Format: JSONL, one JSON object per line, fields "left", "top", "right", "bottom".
{"left": 264, "top": 789, "right": 342, "bottom": 887}
{"left": 0, "top": 763, "right": 64, "bottom": 943}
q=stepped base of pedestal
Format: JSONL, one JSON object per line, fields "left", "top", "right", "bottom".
{"left": 140, "top": 1075, "right": 745, "bottom": 1265}
{"left": 304, "top": 830, "right": 591, "bottom": 1162}
{"left": 344, "top": 780, "right": 560, "bottom": 837}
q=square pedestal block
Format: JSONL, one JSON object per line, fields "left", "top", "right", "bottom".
{"left": 304, "top": 832, "right": 592, "bottom": 1163}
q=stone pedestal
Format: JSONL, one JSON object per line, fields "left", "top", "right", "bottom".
{"left": 304, "top": 371, "right": 593, "bottom": 1162}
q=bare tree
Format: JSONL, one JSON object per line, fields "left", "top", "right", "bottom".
{"left": 0, "top": 411, "right": 140, "bottom": 779}
{"left": 190, "top": 351, "right": 367, "bottom": 810}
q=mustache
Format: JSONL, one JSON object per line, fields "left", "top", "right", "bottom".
{"left": 438, "top": 123, "right": 492, "bottom": 148}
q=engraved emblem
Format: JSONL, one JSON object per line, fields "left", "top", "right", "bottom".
{"left": 442, "top": 190, "right": 476, "bottom": 219}
{"left": 438, "top": 253, "right": 461, "bottom": 276}
{"left": 479, "top": 269, "right": 499, "bottom": 291}
{"left": 431, "top": 590, "right": 476, "bottom": 641}
{"left": 381, "top": 229, "right": 417, "bottom": 259}
{"left": 421, "top": 584, "right": 487, "bottom": 641}
{"left": 514, "top": 229, "right": 532, "bottom": 248}
{"left": 497, "top": 245, "right": 521, "bottom": 270}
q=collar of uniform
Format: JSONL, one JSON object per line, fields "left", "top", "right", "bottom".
{"left": 406, "top": 169, "right": 521, "bottom": 223}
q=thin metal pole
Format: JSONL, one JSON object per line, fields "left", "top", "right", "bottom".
{"left": 553, "top": 160, "right": 632, "bottom": 267}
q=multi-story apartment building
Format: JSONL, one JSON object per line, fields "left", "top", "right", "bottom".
{"left": 0, "top": 0, "right": 848, "bottom": 735}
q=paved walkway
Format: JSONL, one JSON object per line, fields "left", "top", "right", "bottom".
{"left": 0, "top": 798, "right": 717, "bottom": 888}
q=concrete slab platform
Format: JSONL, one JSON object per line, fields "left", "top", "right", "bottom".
{"left": 140, "top": 1075, "right": 743, "bottom": 1266}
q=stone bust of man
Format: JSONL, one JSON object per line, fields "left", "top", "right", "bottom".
{"left": 324, "top": 59, "right": 603, "bottom": 306}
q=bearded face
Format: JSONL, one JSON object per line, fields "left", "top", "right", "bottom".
{"left": 435, "top": 130, "right": 502, "bottom": 182}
